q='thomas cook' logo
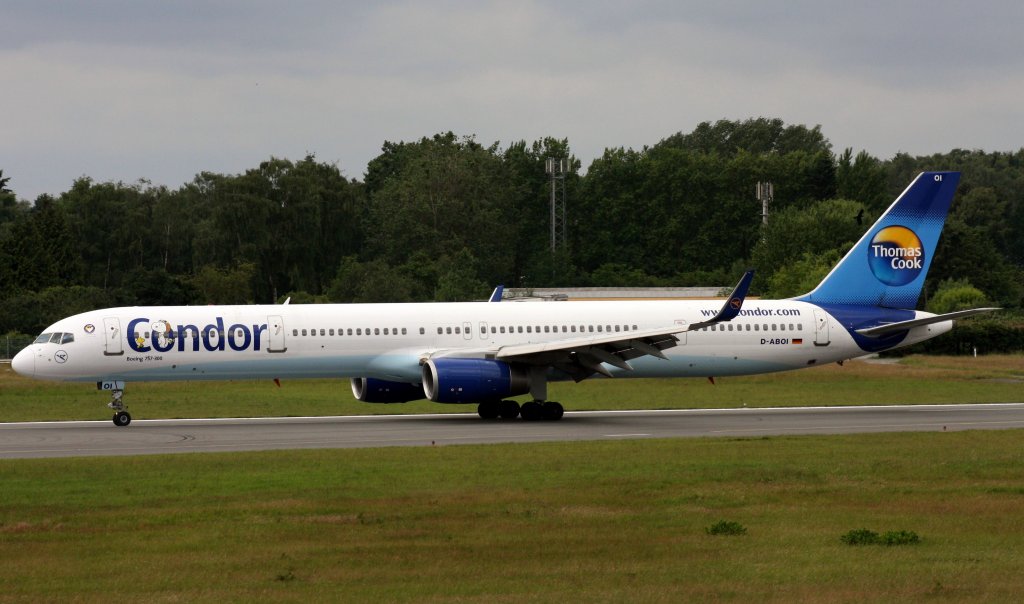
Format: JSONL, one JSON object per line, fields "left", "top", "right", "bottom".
{"left": 867, "top": 225, "right": 924, "bottom": 286}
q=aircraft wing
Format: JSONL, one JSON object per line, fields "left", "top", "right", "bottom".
{"left": 493, "top": 270, "right": 754, "bottom": 381}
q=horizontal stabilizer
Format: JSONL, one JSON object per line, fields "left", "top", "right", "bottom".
{"left": 855, "top": 307, "right": 1000, "bottom": 337}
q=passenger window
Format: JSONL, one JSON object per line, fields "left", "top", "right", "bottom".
{"left": 374, "top": 328, "right": 380, "bottom": 335}
{"left": 401, "top": 328, "right": 407, "bottom": 335}
{"left": 728, "top": 324, "right": 733, "bottom": 331}
{"left": 311, "top": 330, "right": 316, "bottom": 337}
{"left": 763, "top": 324, "right": 769, "bottom": 331}
{"left": 356, "top": 328, "right": 362, "bottom": 336}
{"left": 562, "top": 326, "right": 567, "bottom": 333}
{"left": 614, "top": 325, "right": 620, "bottom": 332}
{"left": 753, "top": 325, "right": 759, "bottom": 331}
{"left": 544, "top": 326, "right": 550, "bottom": 333}
{"left": 491, "top": 326, "right": 497, "bottom": 334}
{"left": 798, "top": 323, "right": 803, "bottom": 330}
{"left": 527, "top": 326, "right": 532, "bottom": 333}
{"left": 771, "top": 324, "right": 777, "bottom": 331}
{"left": 500, "top": 326, "right": 506, "bottom": 333}
{"left": 292, "top": 329, "right": 298, "bottom": 336}
{"left": 632, "top": 325, "right": 638, "bottom": 330}
{"left": 517, "top": 326, "right": 523, "bottom": 333}
{"left": 571, "top": 326, "right": 576, "bottom": 333}
{"left": 348, "top": 328, "right": 353, "bottom": 336}
{"left": 446, "top": 327, "right": 452, "bottom": 334}
{"left": 302, "top": 329, "right": 308, "bottom": 336}
{"left": 789, "top": 324, "right": 794, "bottom": 331}
{"left": 437, "top": 327, "right": 443, "bottom": 335}
{"left": 588, "top": 326, "right": 594, "bottom": 333}
{"left": 384, "top": 328, "right": 389, "bottom": 335}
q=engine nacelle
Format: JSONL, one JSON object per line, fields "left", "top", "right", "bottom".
{"left": 422, "top": 358, "right": 530, "bottom": 404}
{"left": 350, "top": 377, "right": 425, "bottom": 403}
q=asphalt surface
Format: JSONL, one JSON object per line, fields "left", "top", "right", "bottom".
{"left": 2, "top": 403, "right": 1024, "bottom": 459}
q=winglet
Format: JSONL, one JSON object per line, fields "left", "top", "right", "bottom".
{"left": 489, "top": 285, "right": 504, "bottom": 302}
{"left": 687, "top": 270, "right": 754, "bottom": 331}
{"left": 713, "top": 270, "right": 755, "bottom": 322}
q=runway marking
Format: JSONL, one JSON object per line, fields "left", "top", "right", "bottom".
{"left": 604, "top": 433, "right": 652, "bottom": 437}
{"left": 708, "top": 419, "right": 1024, "bottom": 434}
{"left": 4, "top": 403, "right": 1024, "bottom": 428}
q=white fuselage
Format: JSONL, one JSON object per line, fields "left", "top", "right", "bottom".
{"left": 14, "top": 299, "right": 949, "bottom": 386}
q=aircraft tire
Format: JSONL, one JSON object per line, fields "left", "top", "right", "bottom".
{"left": 498, "top": 400, "right": 520, "bottom": 420}
{"left": 542, "top": 401, "right": 564, "bottom": 421}
{"left": 520, "top": 401, "right": 542, "bottom": 421}
{"left": 113, "top": 411, "right": 132, "bottom": 427}
{"left": 478, "top": 401, "right": 500, "bottom": 419}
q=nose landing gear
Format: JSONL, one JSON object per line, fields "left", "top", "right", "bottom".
{"left": 102, "top": 382, "right": 131, "bottom": 426}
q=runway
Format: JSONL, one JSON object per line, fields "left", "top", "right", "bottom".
{"left": 2, "top": 403, "right": 1024, "bottom": 459}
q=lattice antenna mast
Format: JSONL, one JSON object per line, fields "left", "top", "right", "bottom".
{"left": 546, "top": 157, "right": 568, "bottom": 253}
{"left": 755, "top": 181, "right": 773, "bottom": 225}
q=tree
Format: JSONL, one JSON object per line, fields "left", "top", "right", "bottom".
{"left": 927, "top": 278, "right": 990, "bottom": 314}
{"left": 766, "top": 249, "right": 843, "bottom": 298}
{"left": 751, "top": 198, "right": 869, "bottom": 287}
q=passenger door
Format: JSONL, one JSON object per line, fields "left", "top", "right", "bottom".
{"left": 813, "top": 310, "right": 830, "bottom": 346}
{"left": 103, "top": 317, "right": 123, "bottom": 356}
{"left": 267, "top": 315, "right": 287, "bottom": 353}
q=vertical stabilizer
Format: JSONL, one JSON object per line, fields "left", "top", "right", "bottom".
{"left": 797, "top": 171, "right": 960, "bottom": 309}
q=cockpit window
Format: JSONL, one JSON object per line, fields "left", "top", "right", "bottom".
{"left": 34, "top": 332, "right": 74, "bottom": 344}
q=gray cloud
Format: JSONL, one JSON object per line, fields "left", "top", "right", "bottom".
{"left": 2, "top": 1, "right": 1023, "bottom": 200}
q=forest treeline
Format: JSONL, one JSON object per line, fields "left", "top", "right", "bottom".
{"left": 2, "top": 118, "right": 1023, "bottom": 339}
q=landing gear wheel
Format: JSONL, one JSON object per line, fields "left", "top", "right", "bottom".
{"left": 520, "top": 401, "right": 543, "bottom": 421}
{"left": 542, "top": 401, "right": 564, "bottom": 421}
{"left": 478, "top": 400, "right": 500, "bottom": 419}
{"left": 498, "top": 400, "right": 521, "bottom": 420}
{"left": 113, "top": 411, "right": 132, "bottom": 427}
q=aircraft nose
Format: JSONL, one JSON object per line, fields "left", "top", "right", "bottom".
{"left": 11, "top": 348, "right": 35, "bottom": 377}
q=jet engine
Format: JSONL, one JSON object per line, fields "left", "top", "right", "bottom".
{"left": 350, "top": 377, "right": 425, "bottom": 403}
{"left": 422, "top": 358, "right": 530, "bottom": 403}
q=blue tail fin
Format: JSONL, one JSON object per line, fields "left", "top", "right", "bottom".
{"left": 797, "top": 171, "right": 960, "bottom": 309}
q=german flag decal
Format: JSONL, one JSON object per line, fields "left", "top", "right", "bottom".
{"left": 792, "top": 338, "right": 803, "bottom": 345}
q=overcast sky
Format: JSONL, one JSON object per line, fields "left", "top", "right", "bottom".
{"left": 2, "top": 1, "right": 1022, "bottom": 201}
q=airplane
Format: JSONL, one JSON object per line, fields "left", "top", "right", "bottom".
{"left": 11, "top": 171, "right": 997, "bottom": 426}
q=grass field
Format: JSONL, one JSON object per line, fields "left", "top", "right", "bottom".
{"left": 3, "top": 431, "right": 1024, "bottom": 602}
{"left": 2, "top": 356, "right": 1023, "bottom": 601}
{"left": 2, "top": 354, "right": 1022, "bottom": 423}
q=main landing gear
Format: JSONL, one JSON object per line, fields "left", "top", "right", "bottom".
{"left": 107, "top": 387, "right": 132, "bottom": 426}
{"left": 476, "top": 400, "right": 564, "bottom": 421}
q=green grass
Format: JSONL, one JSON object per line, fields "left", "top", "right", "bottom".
{"left": 2, "top": 354, "right": 1022, "bottom": 422}
{"left": 3, "top": 431, "right": 1024, "bottom": 601}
